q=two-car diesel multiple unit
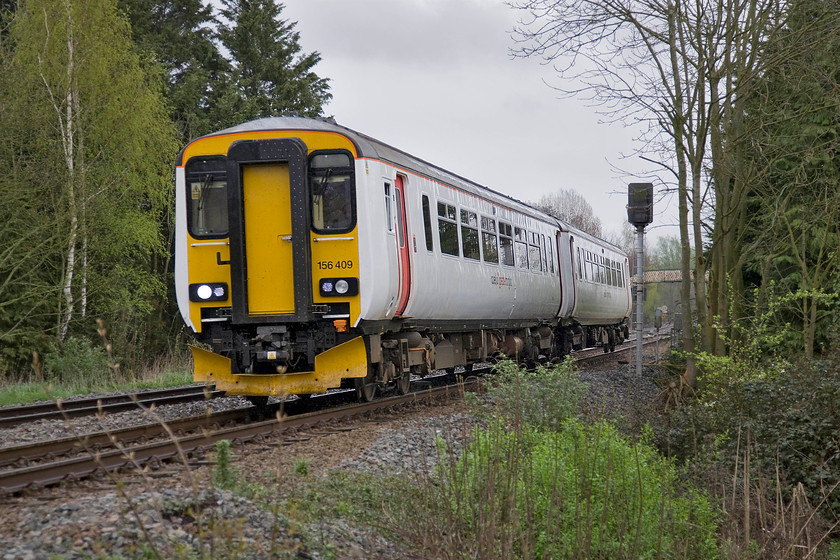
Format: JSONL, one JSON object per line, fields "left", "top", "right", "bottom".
{"left": 175, "top": 116, "right": 631, "bottom": 401}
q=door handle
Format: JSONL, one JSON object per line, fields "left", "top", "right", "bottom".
{"left": 280, "top": 235, "right": 292, "bottom": 242}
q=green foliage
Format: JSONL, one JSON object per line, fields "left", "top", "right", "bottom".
{"left": 215, "top": 0, "right": 331, "bottom": 127}
{"left": 293, "top": 457, "right": 310, "bottom": 477}
{"left": 426, "top": 419, "right": 717, "bottom": 559}
{"left": 43, "top": 336, "right": 112, "bottom": 389}
{"left": 212, "top": 439, "right": 239, "bottom": 491}
{"left": 482, "top": 357, "right": 587, "bottom": 431}
{"left": 0, "top": 0, "right": 178, "bottom": 376}
{"left": 670, "top": 355, "right": 840, "bottom": 515}
{"left": 694, "top": 287, "right": 792, "bottom": 395}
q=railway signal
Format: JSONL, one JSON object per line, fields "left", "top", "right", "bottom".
{"left": 627, "top": 183, "right": 653, "bottom": 376}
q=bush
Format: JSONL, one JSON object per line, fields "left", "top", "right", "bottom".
{"left": 479, "top": 357, "right": 588, "bottom": 431}
{"left": 43, "top": 336, "right": 112, "bottom": 389}
{"left": 420, "top": 419, "right": 717, "bottom": 559}
{"left": 669, "top": 356, "right": 840, "bottom": 514}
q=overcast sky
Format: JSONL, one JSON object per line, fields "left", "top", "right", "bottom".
{"left": 273, "top": 0, "right": 676, "bottom": 240}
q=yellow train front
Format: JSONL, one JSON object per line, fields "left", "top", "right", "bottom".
{"left": 175, "top": 117, "right": 371, "bottom": 398}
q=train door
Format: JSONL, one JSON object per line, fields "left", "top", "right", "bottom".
{"left": 226, "top": 138, "right": 311, "bottom": 323}
{"left": 394, "top": 175, "right": 411, "bottom": 315}
{"left": 242, "top": 163, "right": 295, "bottom": 314}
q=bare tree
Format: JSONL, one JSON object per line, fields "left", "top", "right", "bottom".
{"left": 532, "top": 188, "right": 602, "bottom": 237}
{"left": 509, "top": 0, "right": 801, "bottom": 386}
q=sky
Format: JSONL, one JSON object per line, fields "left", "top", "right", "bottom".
{"left": 272, "top": 0, "right": 677, "bottom": 241}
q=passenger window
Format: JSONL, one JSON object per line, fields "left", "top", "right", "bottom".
{"left": 422, "top": 195, "right": 434, "bottom": 251}
{"left": 438, "top": 202, "right": 459, "bottom": 256}
{"left": 481, "top": 216, "right": 498, "bottom": 263}
{"left": 186, "top": 156, "right": 228, "bottom": 237}
{"left": 499, "top": 222, "right": 514, "bottom": 266}
{"left": 310, "top": 152, "right": 355, "bottom": 234}
{"left": 461, "top": 210, "right": 480, "bottom": 260}
{"left": 514, "top": 227, "right": 529, "bottom": 269}
{"left": 529, "top": 232, "right": 542, "bottom": 272}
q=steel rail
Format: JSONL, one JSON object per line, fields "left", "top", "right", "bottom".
{"left": 0, "top": 386, "right": 223, "bottom": 428}
{"left": 0, "top": 382, "right": 471, "bottom": 494}
{"left": 0, "top": 407, "right": 256, "bottom": 469}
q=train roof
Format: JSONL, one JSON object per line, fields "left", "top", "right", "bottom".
{"left": 183, "top": 116, "right": 624, "bottom": 252}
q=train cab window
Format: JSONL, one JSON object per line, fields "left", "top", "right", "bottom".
{"left": 481, "top": 216, "right": 499, "bottom": 263}
{"left": 186, "top": 156, "right": 228, "bottom": 238}
{"left": 528, "top": 232, "right": 542, "bottom": 272}
{"left": 499, "top": 222, "right": 514, "bottom": 266}
{"left": 514, "top": 227, "right": 529, "bottom": 269}
{"left": 461, "top": 210, "right": 480, "bottom": 260}
{"left": 384, "top": 183, "right": 393, "bottom": 232}
{"left": 422, "top": 195, "right": 434, "bottom": 251}
{"left": 438, "top": 202, "right": 459, "bottom": 256}
{"left": 309, "top": 152, "right": 355, "bottom": 234}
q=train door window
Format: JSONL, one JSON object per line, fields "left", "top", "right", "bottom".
{"left": 438, "top": 202, "right": 459, "bottom": 256}
{"left": 461, "top": 210, "right": 480, "bottom": 260}
{"left": 528, "top": 232, "right": 542, "bottom": 272}
{"left": 548, "top": 237, "right": 555, "bottom": 275}
{"left": 422, "top": 195, "right": 434, "bottom": 251}
{"left": 576, "top": 248, "right": 582, "bottom": 279}
{"left": 481, "top": 216, "right": 499, "bottom": 263}
{"left": 384, "top": 183, "right": 393, "bottom": 232}
{"left": 309, "top": 151, "right": 356, "bottom": 234}
{"left": 186, "top": 156, "right": 228, "bottom": 238}
{"left": 499, "top": 222, "right": 514, "bottom": 266}
{"left": 514, "top": 227, "right": 529, "bottom": 269}
{"left": 541, "top": 235, "right": 549, "bottom": 274}
{"left": 395, "top": 187, "right": 406, "bottom": 249}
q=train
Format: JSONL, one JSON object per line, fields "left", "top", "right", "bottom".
{"left": 174, "top": 116, "right": 631, "bottom": 402}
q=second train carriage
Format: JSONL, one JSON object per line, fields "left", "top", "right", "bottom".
{"left": 174, "top": 116, "right": 630, "bottom": 400}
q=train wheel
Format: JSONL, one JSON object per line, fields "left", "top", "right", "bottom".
{"left": 397, "top": 371, "right": 411, "bottom": 395}
{"left": 355, "top": 363, "right": 378, "bottom": 402}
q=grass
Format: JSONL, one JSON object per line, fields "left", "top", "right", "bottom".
{"left": 0, "top": 362, "right": 192, "bottom": 406}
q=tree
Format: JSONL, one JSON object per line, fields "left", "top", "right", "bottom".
{"left": 1, "top": 0, "right": 177, "bottom": 373}
{"left": 647, "top": 235, "right": 683, "bottom": 271}
{"left": 508, "top": 0, "right": 823, "bottom": 386}
{"left": 532, "top": 188, "right": 602, "bottom": 237}
{"left": 741, "top": 0, "right": 840, "bottom": 357}
{"left": 216, "top": 0, "right": 331, "bottom": 126}
{"left": 117, "top": 0, "right": 229, "bottom": 141}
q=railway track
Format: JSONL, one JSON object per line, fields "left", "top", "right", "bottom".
{"left": 0, "top": 382, "right": 471, "bottom": 495}
{"left": 0, "top": 336, "right": 667, "bottom": 495}
{"left": 0, "top": 384, "right": 224, "bottom": 428}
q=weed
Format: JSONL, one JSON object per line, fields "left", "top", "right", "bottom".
{"left": 212, "top": 439, "right": 239, "bottom": 491}
{"left": 293, "top": 457, "right": 310, "bottom": 477}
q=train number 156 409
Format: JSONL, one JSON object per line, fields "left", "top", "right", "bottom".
{"left": 317, "top": 260, "right": 354, "bottom": 270}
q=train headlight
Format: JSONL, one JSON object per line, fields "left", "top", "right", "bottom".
{"left": 319, "top": 278, "right": 359, "bottom": 297}
{"left": 189, "top": 282, "right": 228, "bottom": 302}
